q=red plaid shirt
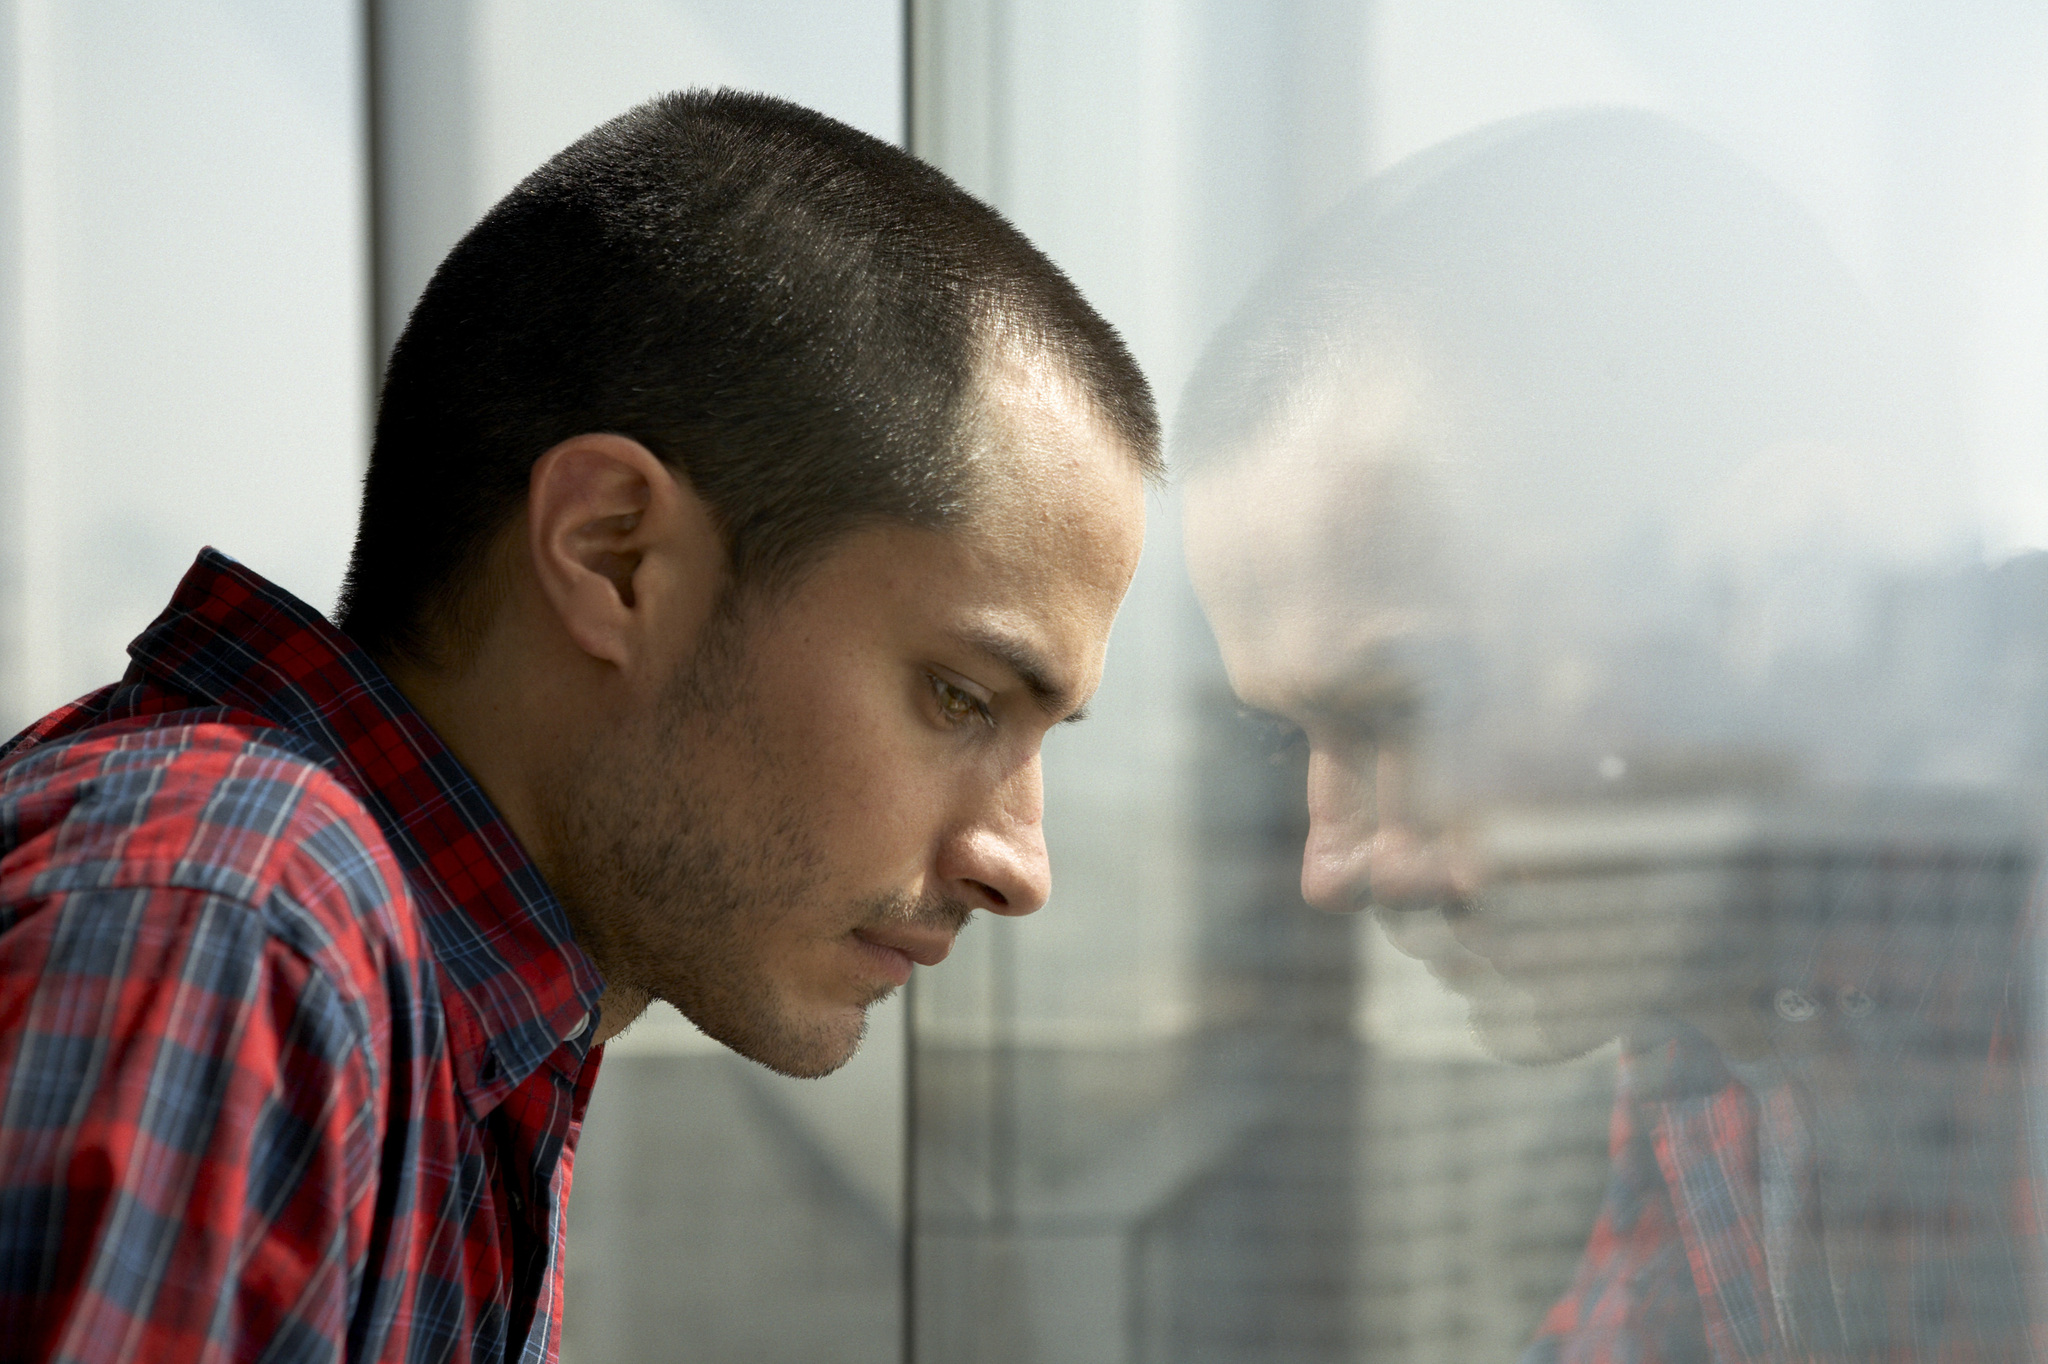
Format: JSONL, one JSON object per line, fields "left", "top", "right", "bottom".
{"left": 1525, "top": 842, "right": 2044, "bottom": 1364}
{"left": 0, "top": 549, "right": 606, "bottom": 1363}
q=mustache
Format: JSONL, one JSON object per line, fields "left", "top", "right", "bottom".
{"left": 858, "top": 888, "right": 976, "bottom": 937}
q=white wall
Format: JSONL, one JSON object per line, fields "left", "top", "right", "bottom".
{"left": 375, "top": 0, "right": 903, "bottom": 358}
{"left": 0, "top": 0, "right": 368, "bottom": 732}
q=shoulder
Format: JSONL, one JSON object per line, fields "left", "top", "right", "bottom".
{"left": 1, "top": 713, "right": 422, "bottom": 1011}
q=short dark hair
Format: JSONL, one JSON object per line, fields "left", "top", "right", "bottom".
{"left": 338, "top": 89, "right": 1158, "bottom": 666}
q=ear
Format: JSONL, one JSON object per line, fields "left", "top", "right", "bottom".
{"left": 526, "top": 433, "right": 727, "bottom": 673}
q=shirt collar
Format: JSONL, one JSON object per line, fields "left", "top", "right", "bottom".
{"left": 126, "top": 548, "right": 605, "bottom": 1116}
{"left": 1622, "top": 1013, "right": 1741, "bottom": 1101}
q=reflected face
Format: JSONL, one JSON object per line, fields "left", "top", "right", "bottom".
{"left": 1185, "top": 418, "right": 1725, "bottom": 1063}
{"left": 551, "top": 355, "right": 1147, "bottom": 1077}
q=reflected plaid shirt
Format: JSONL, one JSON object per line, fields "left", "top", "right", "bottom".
{"left": 0, "top": 549, "right": 607, "bottom": 1363}
{"left": 1525, "top": 964, "right": 2041, "bottom": 1362}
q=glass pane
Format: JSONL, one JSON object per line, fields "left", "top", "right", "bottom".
{"left": 909, "top": 4, "right": 2048, "bottom": 1360}
{"left": 566, "top": 998, "right": 904, "bottom": 1364}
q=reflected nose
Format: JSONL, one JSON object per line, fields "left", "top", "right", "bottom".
{"left": 939, "top": 756, "right": 1051, "bottom": 917}
{"left": 1301, "top": 747, "right": 1377, "bottom": 911}
{"left": 1301, "top": 746, "right": 1469, "bottom": 914}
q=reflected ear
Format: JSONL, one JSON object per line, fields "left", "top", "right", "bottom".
{"left": 526, "top": 433, "right": 727, "bottom": 670}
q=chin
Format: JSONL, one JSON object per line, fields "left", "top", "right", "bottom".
{"left": 1465, "top": 989, "right": 1619, "bottom": 1067}
{"left": 749, "top": 1045, "right": 858, "bottom": 1080}
{"left": 698, "top": 996, "right": 875, "bottom": 1079}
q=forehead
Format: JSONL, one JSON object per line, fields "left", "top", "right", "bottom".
{"left": 960, "top": 343, "right": 1148, "bottom": 585}
{"left": 1184, "top": 414, "right": 1466, "bottom": 712}
{"left": 819, "top": 345, "right": 1150, "bottom": 691}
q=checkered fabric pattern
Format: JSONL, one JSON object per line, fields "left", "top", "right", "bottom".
{"left": 0, "top": 549, "right": 607, "bottom": 1363}
{"left": 1523, "top": 871, "right": 2041, "bottom": 1364}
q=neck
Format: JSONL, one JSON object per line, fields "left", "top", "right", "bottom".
{"left": 381, "top": 645, "right": 552, "bottom": 865}
{"left": 379, "top": 635, "right": 656, "bottom": 1047}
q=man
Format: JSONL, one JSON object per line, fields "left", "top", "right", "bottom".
{"left": 0, "top": 91, "right": 1155, "bottom": 1363}
{"left": 1180, "top": 110, "right": 2038, "bottom": 1361}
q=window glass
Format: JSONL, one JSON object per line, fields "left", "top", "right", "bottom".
{"left": 910, "top": 4, "right": 2048, "bottom": 1360}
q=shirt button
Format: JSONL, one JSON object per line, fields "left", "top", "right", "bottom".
{"left": 567, "top": 1011, "right": 591, "bottom": 1042}
{"left": 1774, "top": 987, "right": 1820, "bottom": 1023}
{"left": 1838, "top": 985, "right": 1875, "bottom": 1018}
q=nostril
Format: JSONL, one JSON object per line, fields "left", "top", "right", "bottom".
{"left": 968, "top": 879, "right": 1008, "bottom": 910}
{"left": 1435, "top": 891, "right": 1476, "bottom": 921}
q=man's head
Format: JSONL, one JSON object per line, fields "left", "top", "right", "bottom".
{"left": 338, "top": 91, "right": 1157, "bottom": 1077}
{"left": 1181, "top": 110, "right": 1951, "bottom": 1062}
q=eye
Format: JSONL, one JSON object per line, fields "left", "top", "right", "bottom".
{"left": 929, "top": 671, "right": 996, "bottom": 729}
{"left": 1342, "top": 694, "right": 1420, "bottom": 748}
{"left": 1237, "top": 708, "right": 1308, "bottom": 766}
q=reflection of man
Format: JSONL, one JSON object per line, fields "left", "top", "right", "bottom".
{"left": 0, "top": 93, "right": 1155, "bottom": 1361}
{"left": 1181, "top": 111, "right": 2034, "bottom": 1361}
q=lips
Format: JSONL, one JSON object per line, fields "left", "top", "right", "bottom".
{"left": 852, "top": 925, "right": 954, "bottom": 967}
{"left": 1375, "top": 905, "right": 1495, "bottom": 992}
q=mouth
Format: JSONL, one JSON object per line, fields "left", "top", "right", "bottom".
{"left": 849, "top": 925, "right": 955, "bottom": 986}
{"left": 1374, "top": 905, "right": 1496, "bottom": 991}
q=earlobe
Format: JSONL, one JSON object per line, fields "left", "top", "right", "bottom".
{"left": 525, "top": 432, "right": 729, "bottom": 675}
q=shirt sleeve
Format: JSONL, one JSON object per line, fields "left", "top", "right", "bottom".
{"left": 0, "top": 882, "right": 382, "bottom": 1364}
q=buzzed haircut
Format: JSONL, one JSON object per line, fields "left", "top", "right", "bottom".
{"left": 337, "top": 89, "right": 1159, "bottom": 666}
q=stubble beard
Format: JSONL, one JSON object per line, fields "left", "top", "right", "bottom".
{"left": 543, "top": 607, "right": 974, "bottom": 1079}
{"left": 1374, "top": 901, "right": 1618, "bottom": 1067}
{"left": 1463, "top": 980, "right": 1616, "bottom": 1066}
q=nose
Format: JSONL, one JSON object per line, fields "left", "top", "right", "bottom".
{"left": 937, "top": 754, "right": 1051, "bottom": 917}
{"left": 1300, "top": 745, "right": 1469, "bottom": 914}
{"left": 1300, "top": 747, "right": 1377, "bottom": 911}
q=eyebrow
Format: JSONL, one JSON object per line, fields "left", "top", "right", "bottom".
{"left": 1243, "top": 641, "right": 1419, "bottom": 724}
{"left": 949, "top": 624, "right": 1091, "bottom": 723}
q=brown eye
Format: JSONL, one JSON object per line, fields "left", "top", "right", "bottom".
{"left": 930, "top": 673, "right": 995, "bottom": 728}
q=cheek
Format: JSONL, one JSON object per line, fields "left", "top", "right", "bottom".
{"left": 749, "top": 667, "right": 956, "bottom": 880}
